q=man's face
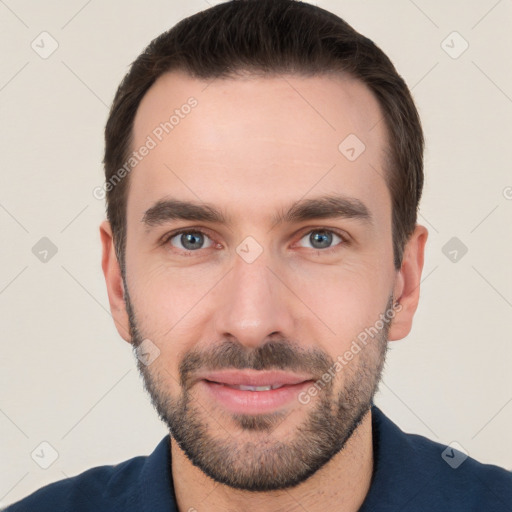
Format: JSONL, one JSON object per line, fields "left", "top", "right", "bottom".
{"left": 117, "top": 71, "right": 400, "bottom": 491}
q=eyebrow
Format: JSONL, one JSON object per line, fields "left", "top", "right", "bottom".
{"left": 142, "top": 194, "right": 372, "bottom": 230}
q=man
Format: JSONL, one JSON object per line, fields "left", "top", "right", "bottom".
{"left": 6, "top": 0, "right": 512, "bottom": 510}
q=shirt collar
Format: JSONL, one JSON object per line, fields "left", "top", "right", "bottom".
{"left": 358, "top": 404, "right": 436, "bottom": 511}
{"left": 137, "top": 434, "right": 177, "bottom": 512}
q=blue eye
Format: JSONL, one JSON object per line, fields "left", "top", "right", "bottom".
{"left": 298, "top": 229, "right": 344, "bottom": 250}
{"left": 167, "top": 230, "right": 214, "bottom": 251}
{"left": 163, "top": 227, "right": 346, "bottom": 255}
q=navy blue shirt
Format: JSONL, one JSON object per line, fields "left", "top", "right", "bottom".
{"left": 5, "top": 405, "right": 512, "bottom": 511}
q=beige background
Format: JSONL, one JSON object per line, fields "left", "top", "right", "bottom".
{"left": 1, "top": 0, "right": 511, "bottom": 507}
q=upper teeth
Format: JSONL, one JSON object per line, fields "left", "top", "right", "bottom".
{"left": 226, "top": 384, "right": 284, "bottom": 391}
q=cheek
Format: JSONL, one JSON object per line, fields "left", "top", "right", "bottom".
{"left": 293, "top": 261, "right": 392, "bottom": 350}
{"left": 127, "top": 258, "right": 222, "bottom": 342}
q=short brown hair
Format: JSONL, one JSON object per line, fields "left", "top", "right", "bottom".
{"left": 103, "top": 0, "right": 424, "bottom": 272}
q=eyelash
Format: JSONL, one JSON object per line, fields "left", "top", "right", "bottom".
{"left": 161, "top": 227, "right": 349, "bottom": 255}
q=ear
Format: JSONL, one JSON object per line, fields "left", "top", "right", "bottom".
{"left": 99, "top": 220, "right": 131, "bottom": 343}
{"left": 388, "top": 224, "right": 428, "bottom": 341}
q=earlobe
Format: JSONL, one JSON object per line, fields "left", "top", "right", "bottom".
{"left": 99, "top": 220, "right": 131, "bottom": 343}
{"left": 388, "top": 224, "right": 428, "bottom": 341}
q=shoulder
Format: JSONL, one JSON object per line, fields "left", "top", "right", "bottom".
{"left": 365, "top": 406, "right": 512, "bottom": 511}
{"left": 405, "top": 430, "right": 512, "bottom": 508}
{"left": 4, "top": 455, "right": 146, "bottom": 512}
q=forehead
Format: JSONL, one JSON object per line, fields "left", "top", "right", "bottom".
{"left": 128, "top": 70, "right": 390, "bottom": 226}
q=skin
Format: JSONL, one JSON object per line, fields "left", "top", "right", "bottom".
{"left": 100, "top": 70, "right": 427, "bottom": 511}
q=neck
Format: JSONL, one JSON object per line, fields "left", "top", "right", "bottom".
{"left": 170, "top": 408, "right": 374, "bottom": 512}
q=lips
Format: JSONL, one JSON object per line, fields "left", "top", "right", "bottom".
{"left": 200, "top": 378, "right": 314, "bottom": 414}
{"left": 197, "top": 369, "right": 313, "bottom": 388}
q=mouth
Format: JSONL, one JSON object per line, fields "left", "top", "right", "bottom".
{"left": 197, "top": 371, "right": 315, "bottom": 414}
{"left": 196, "top": 369, "right": 314, "bottom": 387}
{"left": 204, "top": 381, "right": 289, "bottom": 391}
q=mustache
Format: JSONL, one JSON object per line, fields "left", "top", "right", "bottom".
{"left": 178, "top": 337, "right": 333, "bottom": 390}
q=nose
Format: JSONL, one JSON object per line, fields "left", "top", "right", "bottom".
{"left": 213, "top": 249, "right": 296, "bottom": 349}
